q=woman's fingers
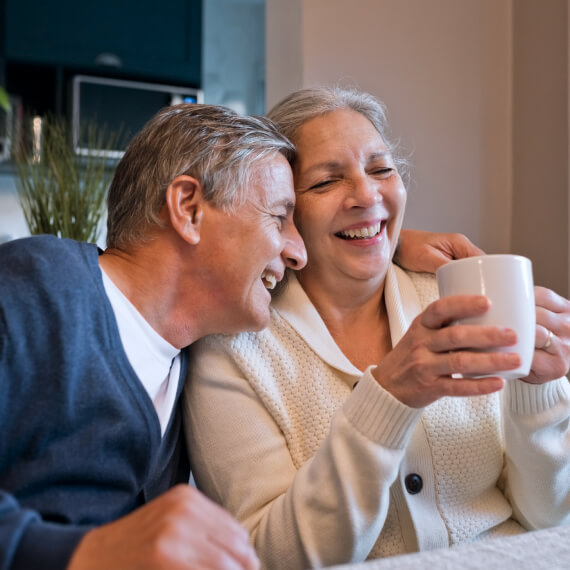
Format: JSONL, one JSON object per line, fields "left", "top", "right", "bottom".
{"left": 433, "top": 375, "right": 505, "bottom": 399}
{"left": 535, "top": 285, "right": 570, "bottom": 313}
{"left": 429, "top": 323, "right": 517, "bottom": 353}
{"left": 526, "top": 286, "right": 570, "bottom": 382}
{"left": 374, "top": 294, "right": 523, "bottom": 408}
{"left": 534, "top": 286, "right": 570, "bottom": 353}
{"left": 421, "top": 295, "right": 490, "bottom": 330}
{"left": 437, "top": 349, "right": 520, "bottom": 378}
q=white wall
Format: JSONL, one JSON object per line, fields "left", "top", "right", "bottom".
{"left": 267, "top": 0, "right": 569, "bottom": 295}
{"left": 511, "top": 0, "right": 568, "bottom": 296}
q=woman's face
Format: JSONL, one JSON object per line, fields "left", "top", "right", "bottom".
{"left": 292, "top": 109, "right": 406, "bottom": 287}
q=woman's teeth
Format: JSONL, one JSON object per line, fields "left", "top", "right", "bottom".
{"left": 261, "top": 271, "right": 277, "bottom": 290}
{"left": 337, "top": 222, "right": 382, "bottom": 240}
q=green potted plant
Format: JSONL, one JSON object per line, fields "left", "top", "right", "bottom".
{"left": 0, "top": 87, "right": 11, "bottom": 112}
{"left": 14, "top": 115, "right": 123, "bottom": 243}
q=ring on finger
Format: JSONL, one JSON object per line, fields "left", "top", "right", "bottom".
{"left": 540, "top": 329, "right": 553, "bottom": 350}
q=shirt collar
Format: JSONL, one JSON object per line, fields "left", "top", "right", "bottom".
{"left": 272, "top": 265, "right": 423, "bottom": 376}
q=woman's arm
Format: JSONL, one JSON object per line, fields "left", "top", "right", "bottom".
{"left": 501, "top": 376, "right": 570, "bottom": 529}
{"left": 395, "top": 230, "right": 484, "bottom": 273}
{"left": 501, "top": 286, "right": 570, "bottom": 529}
{"left": 184, "top": 342, "right": 421, "bottom": 569}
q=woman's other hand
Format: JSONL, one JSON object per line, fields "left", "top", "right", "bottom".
{"left": 521, "top": 286, "right": 570, "bottom": 384}
{"left": 372, "top": 295, "right": 520, "bottom": 408}
{"left": 395, "top": 229, "right": 485, "bottom": 273}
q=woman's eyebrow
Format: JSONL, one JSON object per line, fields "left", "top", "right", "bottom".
{"left": 301, "top": 151, "right": 392, "bottom": 174}
{"left": 300, "top": 161, "right": 342, "bottom": 176}
{"left": 368, "top": 151, "right": 392, "bottom": 161}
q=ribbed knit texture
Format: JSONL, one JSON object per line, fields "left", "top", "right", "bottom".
{"left": 222, "top": 313, "right": 350, "bottom": 468}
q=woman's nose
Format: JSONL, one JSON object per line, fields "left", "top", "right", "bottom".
{"left": 283, "top": 223, "right": 307, "bottom": 270}
{"left": 347, "top": 176, "right": 381, "bottom": 209}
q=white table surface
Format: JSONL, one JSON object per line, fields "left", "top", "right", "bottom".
{"left": 327, "top": 525, "right": 570, "bottom": 570}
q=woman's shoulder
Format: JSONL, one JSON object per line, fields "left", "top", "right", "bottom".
{"left": 402, "top": 269, "right": 439, "bottom": 310}
{"left": 195, "top": 307, "right": 290, "bottom": 356}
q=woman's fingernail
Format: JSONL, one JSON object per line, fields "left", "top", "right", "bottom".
{"left": 503, "top": 329, "right": 517, "bottom": 342}
{"left": 508, "top": 354, "right": 521, "bottom": 365}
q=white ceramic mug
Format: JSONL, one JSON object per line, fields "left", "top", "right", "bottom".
{"left": 436, "top": 254, "right": 535, "bottom": 380}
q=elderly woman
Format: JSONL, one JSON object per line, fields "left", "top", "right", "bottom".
{"left": 184, "top": 87, "right": 570, "bottom": 569}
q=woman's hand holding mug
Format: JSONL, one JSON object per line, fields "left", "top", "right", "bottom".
{"left": 524, "top": 286, "right": 570, "bottom": 384}
{"left": 372, "top": 293, "right": 520, "bottom": 408}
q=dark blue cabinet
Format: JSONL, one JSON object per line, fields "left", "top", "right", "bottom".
{"left": 1, "top": 0, "right": 201, "bottom": 116}
{"left": 4, "top": 0, "right": 202, "bottom": 86}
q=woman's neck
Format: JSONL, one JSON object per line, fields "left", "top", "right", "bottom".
{"left": 297, "top": 270, "right": 392, "bottom": 371}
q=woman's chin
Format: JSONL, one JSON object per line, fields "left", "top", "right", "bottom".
{"left": 352, "top": 257, "right": 392, "bottom": 281}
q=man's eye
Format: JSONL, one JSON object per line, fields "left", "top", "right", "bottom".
{"left": 274, "top": 214, "right": 287, "bottom": 227}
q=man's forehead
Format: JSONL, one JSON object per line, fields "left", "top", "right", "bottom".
{"left": 253, "top": 155, "right": 295, "bottom": 206}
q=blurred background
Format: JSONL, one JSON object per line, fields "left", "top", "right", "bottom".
{"left": 0, "top": 0, "right": 568, "bottom": 297}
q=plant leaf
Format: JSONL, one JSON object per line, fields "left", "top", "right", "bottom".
{"left": 0, "top": 88, "right": 11, "bottom": 112}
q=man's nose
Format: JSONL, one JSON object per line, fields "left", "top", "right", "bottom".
{"left": 283, "top": 223, "right": 307, "bottom": 270}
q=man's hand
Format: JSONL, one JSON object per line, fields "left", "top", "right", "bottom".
{"left": 396, "top": 229, "right": 485, "bottom": 273}
{"left": 67, "top": 485, "right": 259, "bottom": 570}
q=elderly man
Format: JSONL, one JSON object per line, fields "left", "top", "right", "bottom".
{"left": 0, "top": 102, "right": 480, "bottom": 570}
{"left": 0, "top": 104, "right": 307, "bottom": 570}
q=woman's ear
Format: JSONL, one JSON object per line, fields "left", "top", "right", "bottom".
{"left": 165, "top": 175, "right": 204, "bottom": 245}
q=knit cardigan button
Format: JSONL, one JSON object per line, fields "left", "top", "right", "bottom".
{"left": 404, "top": 473, "right": 423, "bottom": 494}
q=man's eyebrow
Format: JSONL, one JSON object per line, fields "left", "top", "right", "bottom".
{"left": 277, "top": 199, "right": 295, "bottom": 214}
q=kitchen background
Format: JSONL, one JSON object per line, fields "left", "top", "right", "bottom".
{"left": 1, "top": 0, "right": 569, "bottom": 298}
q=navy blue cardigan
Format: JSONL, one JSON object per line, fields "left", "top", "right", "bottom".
{"left": 0, "top": 236, "right": 190, "bottom": 570}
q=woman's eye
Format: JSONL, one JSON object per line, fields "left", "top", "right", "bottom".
{"left": 372, "top": 167, "right": 394, "bottom": 178}
{"left": 308, "top": 179, "right": 334, "bottom": 191}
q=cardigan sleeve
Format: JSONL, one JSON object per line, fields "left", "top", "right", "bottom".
{"left": 501, "top": 376, "right": 570, "bottom": 529}
{"left": 184, "top": 340, "right": 422, "bottom": 570}
{"left": 0, "top": 491, "right": 87, "bottom": 570}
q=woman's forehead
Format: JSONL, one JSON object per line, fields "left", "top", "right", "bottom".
{"left": 294, "top": 111, "right": 389, "bottom": 165}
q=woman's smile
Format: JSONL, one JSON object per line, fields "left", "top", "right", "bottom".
{"left": 335, "top": 219, "right": 386, "bottom": 243}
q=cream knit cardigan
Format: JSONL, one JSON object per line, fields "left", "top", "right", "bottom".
{"left": 184, "top": 265, "right": 570, "bottom": 570}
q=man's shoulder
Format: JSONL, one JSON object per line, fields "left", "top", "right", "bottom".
{"left": 1, "top": 235, "right": 97, "bottom": 281}
{"left": 1, "top": 234, "right": 94, "bottom": 262}
{"left": 0, "top": 236, "right": 101, "bottom": 322}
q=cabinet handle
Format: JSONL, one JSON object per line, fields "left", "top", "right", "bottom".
{"left": 94, "top": 53, "right": 123, "bottom": 68}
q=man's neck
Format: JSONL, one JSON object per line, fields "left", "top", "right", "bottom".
{"left": 99, "top": 244, "right": 199, "bottom": 349}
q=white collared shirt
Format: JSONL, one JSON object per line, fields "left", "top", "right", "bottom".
{"left": 101, "top": 268, "right": 180, "bottom": 436}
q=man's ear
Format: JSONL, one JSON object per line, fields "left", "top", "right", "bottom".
{"left": 165, "top": 175, "right": 205, "bottom": 245}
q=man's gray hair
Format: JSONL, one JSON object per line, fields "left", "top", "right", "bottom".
{"left": 267, "top": 86, "right": 409, "bottom": 185}
{"left": 106, "top": 104, "right": 295, "bottom": 250}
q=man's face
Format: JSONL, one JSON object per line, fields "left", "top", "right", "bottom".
{"left": 199, "top": 154, "right": 307, "bottom": 333}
